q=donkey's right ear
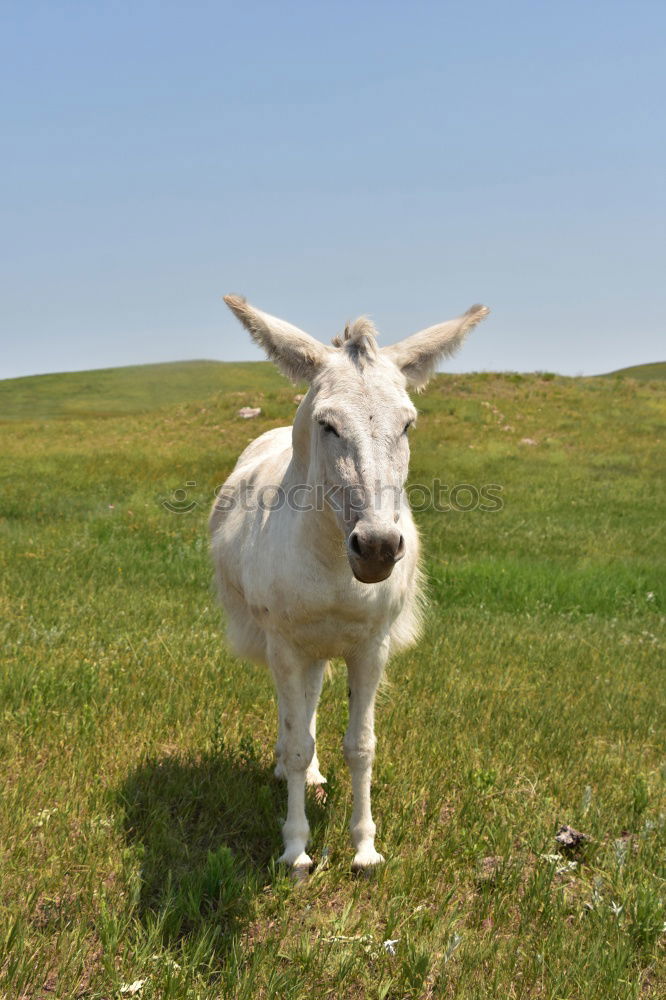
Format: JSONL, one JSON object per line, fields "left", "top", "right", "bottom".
{"left": 224, "top": 295, "right": 330, "bottom": 383}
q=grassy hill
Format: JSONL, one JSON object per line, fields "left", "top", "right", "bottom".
{"left": 0, "top": 364, "right": 664, "bottom": 998}
{"left": 603, "top": 361, "right": 666, "bottom": 380}
{"left": 0, "top": 360, "right": 283, "bottom": 421}
{"left": 2, "top": 358, "right": 665, "bottom": 421}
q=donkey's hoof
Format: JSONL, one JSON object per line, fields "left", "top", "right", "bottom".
{"left": 352, "top": 848, "right": 385, "bottom": 871}
{"left": 278, "top": 848, "right": 313, "bottom": 871}
{"left": 305, "top": 767, "right": 327, "bottom": 786}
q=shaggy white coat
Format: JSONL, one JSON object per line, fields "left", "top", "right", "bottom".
{"left": 210, "top": 296, "right": 489, "bottom": 870}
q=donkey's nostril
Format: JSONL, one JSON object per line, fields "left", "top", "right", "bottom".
{"left": 349, "top": 532, "right": 363, "bottom": 558}
{"left": 380, "top": 533, "right": 404, "bottom": 563}
{"left": 351, "top": 528, "right": 404, "bottom": 565}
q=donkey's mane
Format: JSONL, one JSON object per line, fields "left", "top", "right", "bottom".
{"left": 331, "top": 316, "right": 379, "bottom": 366}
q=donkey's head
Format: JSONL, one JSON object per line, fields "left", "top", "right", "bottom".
{"left": 224, "top": 295, "right": 489, "bottom": 584}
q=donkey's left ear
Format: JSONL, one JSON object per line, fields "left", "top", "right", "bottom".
{"left": 224, "top": 295, "right": 330, "bottom": 383}
{"left": 383, "top": 304, "right": 490, "bottom": 390}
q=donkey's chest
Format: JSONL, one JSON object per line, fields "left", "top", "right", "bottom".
{"left": 249, "top": 568, "right": 406, "bottom": 657}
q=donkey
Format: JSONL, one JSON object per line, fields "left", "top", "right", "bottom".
{"left": 210, "top": 295, "right": 489, "bottom": 870}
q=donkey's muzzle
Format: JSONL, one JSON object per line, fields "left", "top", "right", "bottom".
{"left": 348, "top": 526, "right": 405, "bottom": 584}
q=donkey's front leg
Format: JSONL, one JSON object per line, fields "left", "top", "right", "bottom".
{"left": 344, "top": 636, "right": 390, "bottom": 870}
{"left": 274, "top": 659, "right": 326, "bottom": 785}
{"left": 269, "top": 639, "right": 315, "bottom": 869}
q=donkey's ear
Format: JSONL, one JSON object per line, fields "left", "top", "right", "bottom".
{"left": 383, "top": 304, "right": 490, "bottom": 390}
{"left": 224, "top": 295, "right": 330, "bottom": 383}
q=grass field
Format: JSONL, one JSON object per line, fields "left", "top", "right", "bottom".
{"left": 0, "top": 363, "right": 664, "bottom": 999}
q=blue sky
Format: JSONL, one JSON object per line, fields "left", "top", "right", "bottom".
{"left": 1, "top": 0, "right": 664, "bottom": 379}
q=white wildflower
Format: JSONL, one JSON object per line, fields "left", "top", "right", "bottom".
{"left": 383, "top": 938, "right": 400, "bottom": 956}
{"left": 120, "top": 981, "right": 146, "bottom": 996}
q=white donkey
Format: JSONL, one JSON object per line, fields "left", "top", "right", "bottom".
{"left": 210, "top": 295, "right": 489, "bottom": 871}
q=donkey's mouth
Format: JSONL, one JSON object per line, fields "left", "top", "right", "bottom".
{"left": 349, "top": 560, "right": 397, "bottom": 585}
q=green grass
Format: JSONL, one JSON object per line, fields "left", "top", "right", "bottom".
{"left": 0, "top": 365, "right": 664, "bottom": 999}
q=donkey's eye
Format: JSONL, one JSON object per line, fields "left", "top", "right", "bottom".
{"left": 403, "top": 421, "right": 414, "bottom": 435}
{"left": 319, "top": 421, "right": 340, "bottom": 438}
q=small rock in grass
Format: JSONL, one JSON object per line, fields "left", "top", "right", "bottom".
{"left": 555, "top": 824, "right": 588, "bottom": 850}
{"left": 238, "top": 406, "right": 262, "bottom": 419}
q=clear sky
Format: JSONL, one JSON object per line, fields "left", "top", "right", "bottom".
{"left": 1, "top": 0, "right": 664, "bottom": 379}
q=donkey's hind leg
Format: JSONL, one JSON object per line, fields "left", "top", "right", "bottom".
{"left": 274, "top": 697, "right": 288, "bottom": 780}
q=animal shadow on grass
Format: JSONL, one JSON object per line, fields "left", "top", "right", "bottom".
{"left": 118, "top": 734, "right": 319, "bottom": 956}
